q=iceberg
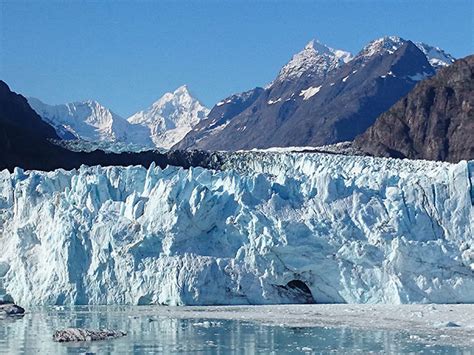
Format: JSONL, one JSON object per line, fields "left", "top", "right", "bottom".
{"left": 0, "top": 152, "right": 472, "bottom": 305}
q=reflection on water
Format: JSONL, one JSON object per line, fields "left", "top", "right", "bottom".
{"left": 0, "top": 306, "right": 470, "bottom": 354}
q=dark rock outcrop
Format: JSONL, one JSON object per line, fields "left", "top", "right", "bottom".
{"left": 0, "top": 302, "right": 25, "bottom": 316}
{"left": 53, "top": 328, "right": 126, "bottom": 342}
{"left": 354, "top": 55, "right": 474, "bottom": 162}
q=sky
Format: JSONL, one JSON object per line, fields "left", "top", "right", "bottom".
{"left": 0, "top": 0, "right": 472, "bottom": 117}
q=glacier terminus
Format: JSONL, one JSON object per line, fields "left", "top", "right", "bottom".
{"left": 0, "top": 151, "right": 472, "bottom": 306}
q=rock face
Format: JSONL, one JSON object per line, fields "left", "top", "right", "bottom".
{"left": 354, "top": 55, "right": 474, "bottom": 162}
{"left": 0, "top": 80, "right": 66, "bottom": 171}
{"left": 53, "top": 328, "right": 126, "bottom": 342}
{"left": 0, "top": 152, "right": 472, "bottom": 306}
{"left": 174, "top": 36, "right": 446, "bottom": 151}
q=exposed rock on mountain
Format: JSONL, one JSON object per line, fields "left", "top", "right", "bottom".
{"left": 176, "top": 36, "right": 438, "bottom": 151}
{"left": 354, "top": 55, "right": 473, "bottom": 162}
{"left": 0, "top": 81, "right": 67, "bottom": 170}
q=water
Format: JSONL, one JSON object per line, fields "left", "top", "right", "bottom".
{"left": 0, "top": 306, "right": 472, "bottom": 354}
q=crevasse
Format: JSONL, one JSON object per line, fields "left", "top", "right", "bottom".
{"left": 0, "top": 152, "right": 472, "bottom": 306}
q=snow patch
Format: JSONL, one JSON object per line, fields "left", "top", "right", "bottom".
{"left": 408, "top": 72, "right": 432, "bottom": 81}
{"left": 299, "top": 86, "right": 321, "bottom": 100}
{"left": 267, "top": 98, "right": 282, "bottom": 105}
{"left": 415, "top": 42, "right": 456, "bottom": 70}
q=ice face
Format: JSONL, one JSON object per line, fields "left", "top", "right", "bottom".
{"left": 0, "top": 152, "right": 472, "bottom": 306}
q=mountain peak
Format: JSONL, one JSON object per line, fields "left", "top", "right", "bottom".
{"left": 127, "top": 87, "right": 209, "bottom": 149}
{"left": 173, "top": 84, "right": 190, "bottom": 95}
{"left": 359, "top": 36, "right": 407, "bottom": 58}
{"left": 414, "top": 42, "right": 455, "bottom": 70}
{"left": 304, "top": 39, "right": 329, "bottom": 53}
{"left": 150, "top": 85, "right": 203, "bottom": 110}
{"left": 274, "top": 39, "right": 352, "bottom": 83}
{"left": 82, "top": 99, "right": 108, "bottom": 108}
{"left": 359, "top": 36, "right": 406, "bottom": 57}
{"left": 357, "top": 36, "right": 455, "bottom": 70}
{"left": 304, "top": 39, "right": 316, "bottom": 50}
{"left": 27, "top": 97, "right": 138, "bottom": 143}
{"left": 152, "top": 85, "right": 195, "bottom": 106}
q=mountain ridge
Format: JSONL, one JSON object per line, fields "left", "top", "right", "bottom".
{"left": 174, "top": 36, "right": 443, "bottom": 151}
{"left": 28, "top": 85, "right": 209, "bottom": 150}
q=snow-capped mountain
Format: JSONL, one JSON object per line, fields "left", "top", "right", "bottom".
{"left": 414, "top": 42, "right": 456, "bottom": 70}
{"left": 273, "top": 39, "right": 353, "bottom": 84}
{"left": 0, "top": 152, "right": 472, "bottom": 305}
{"left": 27, "top": 97, "right": 153, "bottom": 147}
{"left": 128, "top": 85, "right": 209, "bottom": 149}
{"left": 359, "top": 36, "right": 455, "bottom": 70}
{"left": 175, "top": 36, "right": 445, "bottom": 151}
{"left": 358, "top": 35, "right": 406, "bottom": 58}
{"left": 28, "top": 85, "right": 209, "bottom": 150}
{"left": 1, "top": 80, "right": 222, "bottom": 171}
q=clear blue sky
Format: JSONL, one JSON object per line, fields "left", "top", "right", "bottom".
{"left": 1, "top": 0, "right": 472, "bottom": 117}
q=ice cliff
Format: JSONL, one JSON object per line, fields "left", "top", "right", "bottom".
{"left": 0, "top": 152, "right": 472, "bottom": 305}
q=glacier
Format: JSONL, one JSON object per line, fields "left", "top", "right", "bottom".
{"left": 0, "top": 152, "right": 472, "bottom": 306}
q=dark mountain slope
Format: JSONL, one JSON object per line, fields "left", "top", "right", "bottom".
{"left": 174, "top": 87, "right": 264, "bottom": 150}
{"left": 263, "top": 41, "right": 435, "bottom": 147}
{"left": 175, "top": 38, "right": 436, "bottom": 151}
{"left": 354, "top": 55, "right": 474, "bottom": 163}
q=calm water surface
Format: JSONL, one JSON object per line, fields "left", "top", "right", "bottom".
{"left": 0, "top": 306, "right": 472, "bottom": 354}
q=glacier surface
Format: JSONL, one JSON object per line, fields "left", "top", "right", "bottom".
{"left": 0, "top": 152, "right": 472, "bottom": 306}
